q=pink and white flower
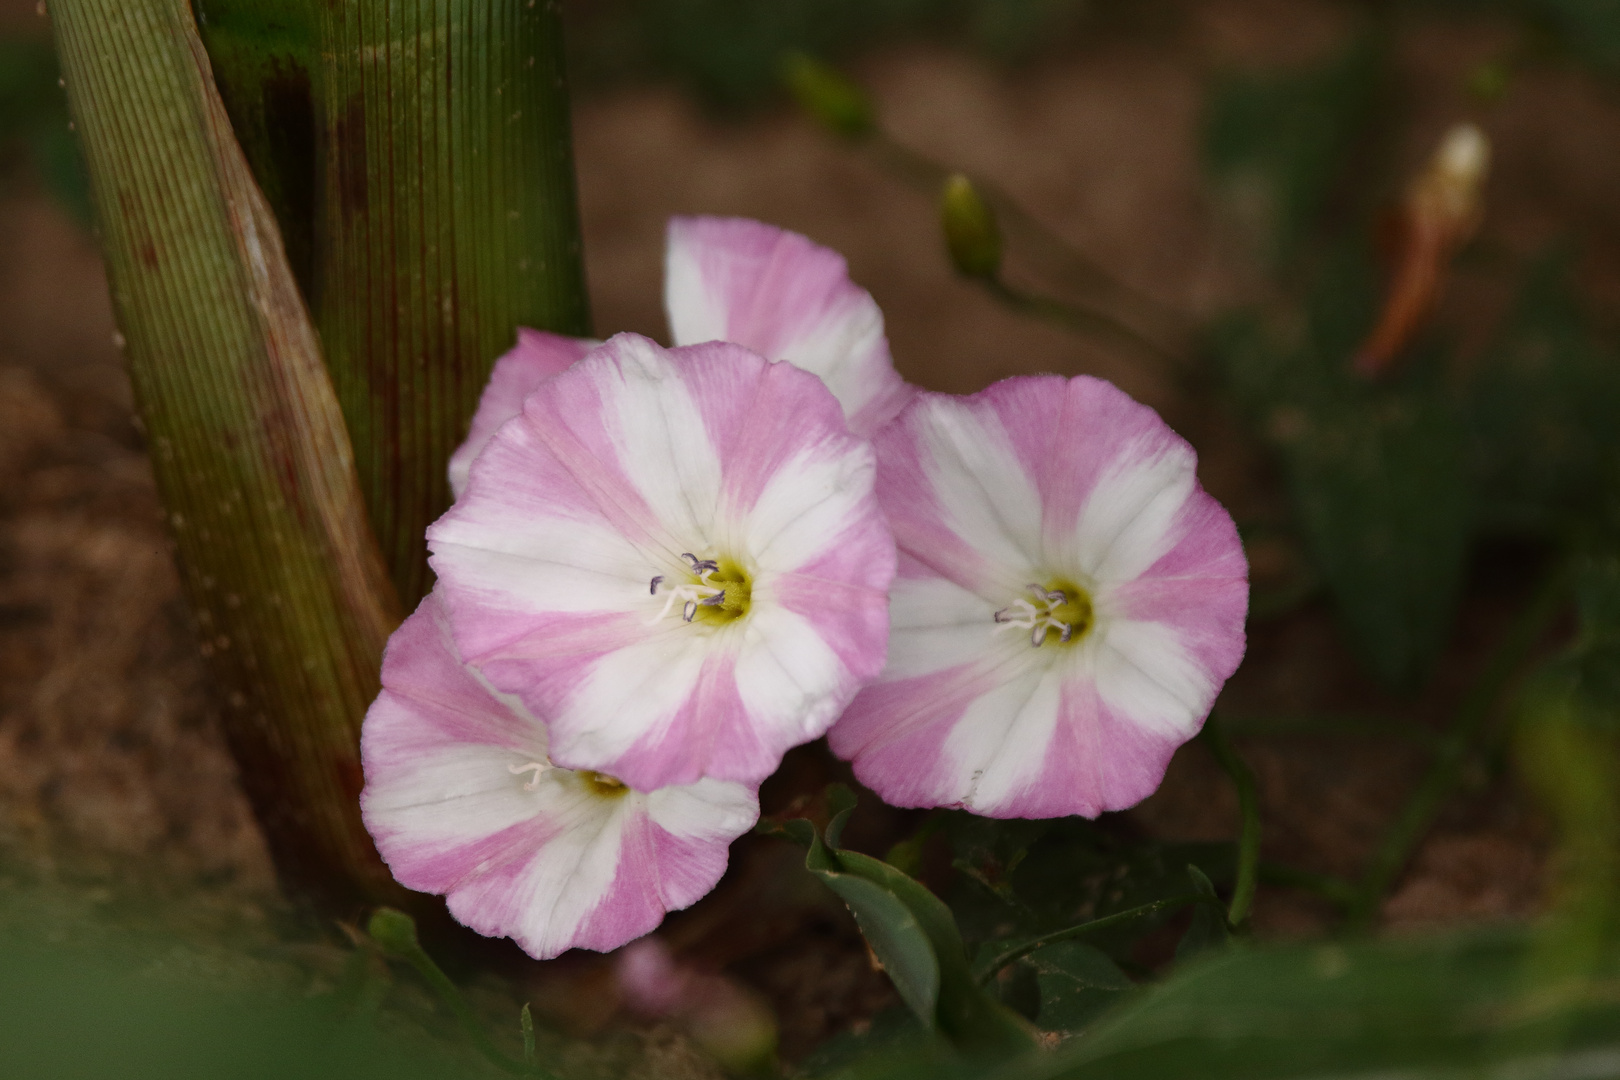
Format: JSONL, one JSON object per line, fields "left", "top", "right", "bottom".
{"left": 360, "top": 591, "right": 758, "bottom": 960}
{"left": 664, "top": 215, "right": 911, "bottom": 436}
{"left": 428, "top": 332, "right": 895, "bottom": 791}
{"left": 448, "top": 330, "right": 593, "bottom": 500}
{"left": 828, "top": 376, "right": 1248, "bottom": 819}
{"left": 448, "top": 217, "right": 909, "bottom": 499}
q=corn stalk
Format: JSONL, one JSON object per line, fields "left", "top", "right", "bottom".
{"left": 50, "top": 0, "right": 405, "bottom": 909}
{"left": 196, "top": 0, "right": 592, "bottom": 605}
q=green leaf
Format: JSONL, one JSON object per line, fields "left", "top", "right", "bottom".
{"left": 1032, "top": 928, "right": 1620, "bottom": 1080}
{"left": 1023, "top": 941, "right": 1132, "bottom": 1035}
{"left": 820, "top": 870, "right": 942, "bottom": 1027}
{"left": 1216, "top": 249, "right": 1473, "bottom": 689}
{"left": 826, "top": 782, "right": 860, "bottom": 849}
{"left": 1202, "top": 34, "right": 1385, "bottom": 264}
{"left": 1284, "top": 382, "right": 1473, "bottom": 687}
{"left": 1174, "top": 866, "right": 1230, "bottom": 963}
{"left": 779, "top": 794, "right": 1037, "bottom": 1056}
{"left": 946, "top": 811, "right": 1234, "bottom": 966}
{"left": 1467, "top": 249, "right": 1620, "bottom": 534}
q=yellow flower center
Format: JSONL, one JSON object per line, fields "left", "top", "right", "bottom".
{"left": 578, "top": 771, "right": 631, "bottom": 799}
{"left": 649, "top": 553, "right": 752, "bottom": 626}
{"left": 995, "top": 579, "right": 1095, "bottom": 648}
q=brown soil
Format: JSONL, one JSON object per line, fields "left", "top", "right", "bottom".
{"left": 3, "top": 0, "right": 1616, "bottom": 1064}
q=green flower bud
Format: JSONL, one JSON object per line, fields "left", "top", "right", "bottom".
{"left": 940, "top": 173, "right": 1002, "bottom": 279}
{"left": 781, "top": 52, "right": 874, "bottom": 140}
{"left": 367, "top": 906, "right": 421, "bottom": 955}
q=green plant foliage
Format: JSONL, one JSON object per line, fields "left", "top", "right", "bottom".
{"left": 1202, "top": 34, "right": 1386, "bottom": 264}
{"left": 944, "top": 812, "right": 1236, "bottom": 970}
{"left": 1035, "top": 929, "right": 1620, "bottom": 1079}
{"left": 765, "top": 793, "right": 1037, "bottom": 1056}
{"left": 1019, "top": 940, "right": 1132, "bottom": 1035}
{"left": 0, "top": 902, "right": 508, "bottom": 1080}
{"left": 1216, "top": 248, "right": 1474, "bottom": 689}
{"left": 1467, "top": 250, "right": 1620, "bottom": 534}
{"left": 1171, "top": 865, "right": 1230, "bottom": 963}
{"left": 1519, "top": 553, "right": 1620, "bottom": 729}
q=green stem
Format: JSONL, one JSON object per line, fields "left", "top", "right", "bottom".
{"left": 974, "top": 895, "right": 1208, "bottom": 983}
{"left": 866, "top": 130, "right": 1186, "bottom": 342}
{"left": 1201, "top": 718, "right": 1262, "bottom": 927}
{"left": 50, "top": 0, "right": 405, "bottom": 909}
{"left": 371, "top": 911, "right": 548, "bottom": 1077}
{"left": 1257, "top": 863, "right": 1357, "bottom": 910}
{"left": 983, "top": 276, "right": 1186, "bottom": 381}
{"left": 1348, "top": 562, "right": 1571, "bottom": 928}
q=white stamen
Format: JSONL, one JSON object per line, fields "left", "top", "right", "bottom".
{"left": 994, "top": 584, "right": 1076, "bottom": 648}
{"left": 508, "top": 760, "right": 555, "bottom": 791}
{"left": 648, "top": 553, "right": 727, "bottom": 625}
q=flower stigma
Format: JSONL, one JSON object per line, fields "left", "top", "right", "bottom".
{"left": 994, "top": 580, "right": 1095, "bottom": 648}
{"left": 649, "top": 552, "right": 752, "bottom": 626}
{"left": 508, "top": 760, "right": 556, "bottom": 791}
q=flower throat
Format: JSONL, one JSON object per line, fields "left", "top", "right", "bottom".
{"left": 995, "top": 580, "right": 1094, "bottom": 648}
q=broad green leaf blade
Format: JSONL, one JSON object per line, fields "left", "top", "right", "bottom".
{"left": 1173, "top": 866, "right": 1230, "bottom": 963}
{"left": 828, "top": 849, "right": 1037, "bottom": 1054}
{"left": 1283, "top": 383, "right": 1473, "bottom": 687}
{"left": 1467, "top": 250, "right": 1620, "bottom": 534}
{"left": 1216, "top": 248, "right": 1473, "bottom": 689}
{"left": 1018, "top": 930, "right": 1620, "bottom": 1080}
{"left": 818, "top": 871, "right": 942, "bottom": 1028}
{"left": 50, "top": 0, "right": 405, "bottom": 908}
{"left": 1202, "top": 34, "right": 1385, "bottom": 264}
{"left": 791, "top": 802, "right": 1037, "bottom": 1056}
{"left": 1023, "top": 941, "right": 1131, "bottom": 1036}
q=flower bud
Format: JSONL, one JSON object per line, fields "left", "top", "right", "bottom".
{"left": 1354, "top": 123, "right": 1490, "bottom": 378}
{"left": 940, "top": 173, "right": 1003, "bottom": 279}
{"left": 366, "top": 906, "right": 421, "bottom": 955}
{"left": 781, "top": 53, "right": 874, "bottom": 140}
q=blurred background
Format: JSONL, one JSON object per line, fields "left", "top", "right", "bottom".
{"left": 2, "top": 0, "right": 1618, "bottom": 1071}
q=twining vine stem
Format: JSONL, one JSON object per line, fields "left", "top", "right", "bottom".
{"left": 975, "top": 894, "right": 1213, "bottom": 983}
{"left": 1201, "top": 716, "right": 1262, "bottom": 928}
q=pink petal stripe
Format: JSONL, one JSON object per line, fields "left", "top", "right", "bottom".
{"left": 666, "top": 216, "right": 911, "bottom": 435}
{"left": 591, "top": 650, "right": 771, "bottom": 789}
{"left": 831, "top": 373, "right": 1249, "bottom": 819}
{"left": 770, "top": 571, "right": 890, "bottom": 687}
{"left": 435, "top": 333, "right": 895, "bottom": 791}
{"left": 975, "top": 680, "right": 1188, "bottom": 819}
{"left": 362, "top": 592, "right": 543, "bottom": 762}
{"left": 670, "top": 340, "right": 862, "bottom": 518}
{"left": 831, "top": 664, "right": 994, "bottom": 809}
{"left": 868, "top": 400, "right": 1006, "bottom": 593}
{"left": 979, "top": 375, "right": 1191, "bottom": 552}
{"left": 360, "top": 592, "right": 758, "bottom": 961}
{"left": 449, "top": 330, "right": 594, "bottom": 499}
{"left": 571, "top": 810, "right": 678, "bottom": 953}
